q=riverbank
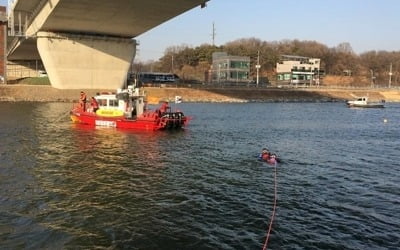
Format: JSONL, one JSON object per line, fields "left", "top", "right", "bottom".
{"left": 1, "top": 84, "right": 400, "bottom": 102}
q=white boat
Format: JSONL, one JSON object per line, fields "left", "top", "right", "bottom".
{"left": 346, "top": 96, "right": 385, "bottom": 108}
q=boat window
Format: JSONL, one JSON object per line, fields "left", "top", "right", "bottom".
{"left": 98, "top": 99, "right": 107, "bottom": 106}
{"left": 109, "top": 99, "right": 119, "bottom": 107}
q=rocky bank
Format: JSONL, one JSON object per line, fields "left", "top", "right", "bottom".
{"left": 1, "top": 84, "right": 400, "bottom": 103}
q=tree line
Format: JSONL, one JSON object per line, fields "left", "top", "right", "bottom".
{"left": 132, "top": 38, "right": 400, "bottom": 87}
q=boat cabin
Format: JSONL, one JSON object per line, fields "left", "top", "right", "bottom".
{"left": 356, "top": 97, "right": 367, "bottom": 102}
{"left": 94, "top": 85, "right": 145, "bottom": 118}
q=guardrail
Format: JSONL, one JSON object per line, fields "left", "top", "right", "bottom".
{"left": 139, "top": 82, "right": 400, "bottom": 90}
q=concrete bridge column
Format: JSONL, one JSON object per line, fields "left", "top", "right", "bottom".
{"left": 37, "top": 31, "right": 136, "bottom": 89}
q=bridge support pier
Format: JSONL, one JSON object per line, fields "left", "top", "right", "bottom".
{"left": 37, "top": 32, "right": 136, "bottom": 89}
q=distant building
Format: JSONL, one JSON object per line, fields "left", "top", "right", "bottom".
{"left": 129, "top": 72, "right": 179, "bottom": 86}
{"left": 210, "top": 52, "right": 250, "bottom": 84}
{"left": 276, "top": 55, "right": 323, "bottom": 85}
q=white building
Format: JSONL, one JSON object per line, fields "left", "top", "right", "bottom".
{"left": 276, "top": 55, "right": 322, "bottom": 85}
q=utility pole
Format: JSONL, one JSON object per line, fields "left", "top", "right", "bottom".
{"left": 218, "top": 64, "right": 221, "bottom": 84}
{"left": 256, "top": 50, "right": 260, "bottom": 87}
{"left": 370, "top": 69, "right": 374, "bottom": 88}
{"left": 389, "top": 63, "right": 392, "bottom": 88}
{"left": 171, "top": 55, "right": 174, "bottom": 73}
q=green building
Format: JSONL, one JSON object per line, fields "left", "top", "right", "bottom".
{"left": 210, "top": 52, "right": 250, "bottom": 84}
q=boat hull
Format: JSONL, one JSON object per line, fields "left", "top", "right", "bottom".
{"left": 346, "top": 103, "right": 384, "bottom": 108}
{"left": 70, "top": 111, "right": 189, "bottom": 131}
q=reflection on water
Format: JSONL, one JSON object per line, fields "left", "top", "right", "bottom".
{"left": 0, "top": 102, "right": 399, "bottom": 249}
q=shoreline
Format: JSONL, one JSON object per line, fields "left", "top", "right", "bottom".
{"left": 1, "top": 84, "right": 400, "bottom": 103}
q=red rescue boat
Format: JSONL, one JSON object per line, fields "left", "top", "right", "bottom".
{"left": 70, "top": 86, "right": 191, "bottom": 131}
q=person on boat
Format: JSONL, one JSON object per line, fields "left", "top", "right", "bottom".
{"left": 90, "top": 96, "right": 99, "bottom": 113}
{"left": 79, "top": 91, "right": 87, "bottom": 111}
{"left": 160, "top": 101, "right": 169, "bottom": 114}
{"left": 131, "top": 106, "right": 137, "bottom": 117}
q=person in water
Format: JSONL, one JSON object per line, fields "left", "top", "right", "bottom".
{"left": 259, "top": 148, "right": 280, "bottom": 164}
{"left": 268, "top": 153, "right": 278, "bottom": 164}
{"left": 259, "top": 148, "right": 270, "bottom": 161}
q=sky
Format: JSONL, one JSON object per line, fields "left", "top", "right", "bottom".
{"left": 135, "top": 0, "right": 400, "bottom": 61}
{"left": 2, "top": 0, "right": 399, "bottom": 62}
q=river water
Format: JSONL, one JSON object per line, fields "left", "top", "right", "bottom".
{"left": 0, "top": 101, "right": 399, "bottom": 249}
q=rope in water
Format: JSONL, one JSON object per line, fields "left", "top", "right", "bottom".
{"left": 262, "top": 162, "right": 277, "bottom": 250}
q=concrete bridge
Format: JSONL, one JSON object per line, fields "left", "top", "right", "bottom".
{"left": 7, "top": 0, "right": 209, "bottom": 89}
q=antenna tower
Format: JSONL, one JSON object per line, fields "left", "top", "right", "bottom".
{"left": 212, "top": 22, "right": 216, "bottom": 46}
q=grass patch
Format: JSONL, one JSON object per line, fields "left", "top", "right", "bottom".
{"left": 14, "top": 77, "right": 51, "bottom": 85}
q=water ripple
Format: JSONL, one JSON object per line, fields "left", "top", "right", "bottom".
{"left": 0, "top": 102, "right": 399, "bottom": 249}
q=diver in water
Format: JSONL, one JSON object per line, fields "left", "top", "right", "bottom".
{"left": 259, "top": 148, "right": 270, "bottom": 161}
{"left": 258, "top": 148, "right": 281, "bottom": 164}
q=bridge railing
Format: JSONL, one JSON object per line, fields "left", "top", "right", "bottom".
{"left": 8, "top": 0, "right": 44, "bottom": 35}
{"left": 7, "top": 0, "right": 49, "bottom": 57}
{"left": 7, "top": 0, "right": 16, "bottom": 14}
{"left": 7, "top": 61, "right": 45, "bottom": 79}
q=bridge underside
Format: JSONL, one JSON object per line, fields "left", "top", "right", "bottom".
{"left": 37, "top": 32, "right": 135, "bottom": 89}
{"left": 8, "top": 0, "right": 208, "bottom": 89}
